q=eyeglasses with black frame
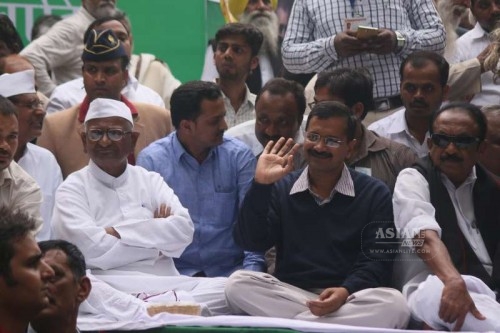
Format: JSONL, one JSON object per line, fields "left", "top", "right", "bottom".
{"left": 13, "top": 99, "right": 44, "bottom": 111}
{"left": 430, "top": 133, "right": 480, "bottom": 149}
{"left": 86, "top": 128, "right": 131, "bottom": 142}
{"left": 305, "top": 132, "right": 344, "bottom": 148}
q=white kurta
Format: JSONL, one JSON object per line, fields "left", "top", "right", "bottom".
{"left": 52, "top": 161, "right": 194, "bottom": 275}
{"left": 18, "top": 143, "right": 62, "bottom": 241}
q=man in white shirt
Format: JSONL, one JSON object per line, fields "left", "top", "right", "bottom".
{"left": 393, "top": 102, "right": 500, "bottom": 331}
{"left": 449, "top": 0, "right": 500, "bottom": 106}
{"left": 368, "top": 51, "right": 449, "bottom": 158}
{"left": 0, "top": 95, "right": 43, "bottom": 233}
{"left": 51, "top": 98, "right": 229, "bottom": 315}
{"left": 0, "top": 69, "right": 63, "bottom": 241}
{"left": 46, "top": 13, "right": 167, "bottom": 113}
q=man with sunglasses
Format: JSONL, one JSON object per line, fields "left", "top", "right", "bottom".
{"left": 37, "top": 29, "right": 171, "bottom": 179}
{"left": 0, "top": 69, "right": 62, "bottom": 241}
{"left": 225, "top": 101, "right": 410, "bottom": 328}
{"left": 393, "top": 102, "right": 500, "bottom": 331}
{"left": 52, "top": 97, "right": 230, "bottom": 316}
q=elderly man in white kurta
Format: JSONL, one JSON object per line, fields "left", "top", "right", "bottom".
{"left": 52, "top": 98, "right": 229, "bottom": 315}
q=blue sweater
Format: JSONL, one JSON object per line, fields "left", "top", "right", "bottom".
{"left": 234, "top": 168, "right": 396, "bottom": 294}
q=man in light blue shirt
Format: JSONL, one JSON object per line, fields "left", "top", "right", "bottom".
{"left": 137, "top": 81, "right": 264, "bottom": 277}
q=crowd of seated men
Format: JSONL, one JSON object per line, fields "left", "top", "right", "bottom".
{"left": 1, "top": 0, "right": 500, "bottom": 332}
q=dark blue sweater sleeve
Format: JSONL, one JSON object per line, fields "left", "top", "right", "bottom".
{"left": 341, "top": 182, "right": 396, "bottom": 294}
{"left": 234, "top": 180, "right": 279, "bottom": 252}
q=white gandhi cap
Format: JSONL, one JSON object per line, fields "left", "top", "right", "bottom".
{"left": 85, "top": 98, "right": 133, "bottom": 126}
{"left": 0, "top": 69, "right": 36, "bottom": 97}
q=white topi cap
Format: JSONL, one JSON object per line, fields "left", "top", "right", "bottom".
{"left": 84, "top": 98, "right": 133, "bottom": 125}
{"left": 0, "top": 69, "right": 36, "bottom": 97}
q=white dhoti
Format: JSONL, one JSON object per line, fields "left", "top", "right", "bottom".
{"left": 93, "top": 271, "right": 230, "bottom": 316}
{"left": 408, "top": 274, "right": 500, "bottom": 331}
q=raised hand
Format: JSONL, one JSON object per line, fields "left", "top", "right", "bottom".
{"left": 255, "top": 138, "right": 300, "bottom": 185}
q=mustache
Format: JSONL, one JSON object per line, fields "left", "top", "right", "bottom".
{"left": 440, "top": 154, "right": 463, "bottom": 163}
{"left": 307, "top": 149, "right": 332, "bottom": 159}
{"left": 410, "top": 99, "right": 428, "bottom": 108}
{"left": 262, "top": 134, "right": 281, "bottom": 143}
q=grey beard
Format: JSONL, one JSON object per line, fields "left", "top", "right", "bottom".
{"left": 240, "top": 11, "right": 280, "bottom": 57}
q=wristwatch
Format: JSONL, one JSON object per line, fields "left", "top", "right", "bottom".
{"left": 394, "top": 31, "right": 405, "bottom": 53}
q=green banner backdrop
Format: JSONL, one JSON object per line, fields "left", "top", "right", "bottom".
{"left": 0, "top": 0, "right": 226, "bottom": 82}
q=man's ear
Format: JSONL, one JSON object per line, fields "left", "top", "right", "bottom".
{"left": 76, "top": 276, "right": 91, "bottom": 303}
{"left": 250, "top": 56, "right": 259, "bottom": 71}
{"left": 130, "top": 131, "right": 140, "bottom": 152}
{"left": 351, "top": 102, "right": 364, "bottom": 120}
{"left": 122, "top": 69, "right": 129, "bottom": 87}
{"left": 346, "top": 138, "right": 357, "bottom": 160}
{"left": 478, "top": 139, "right": 487, "bottom": 154}
{"left": 427, "top": 136, "right": 433, "bottom": 150}
{"left": 81, "top": 132, "right": 88, "bottom": 154}
{"left": 179, "top": 119, "right": 193, "bottom": 134}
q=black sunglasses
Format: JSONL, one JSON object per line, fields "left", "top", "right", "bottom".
{"left": 431, "top": 133, "right": 480, "bottom": 149}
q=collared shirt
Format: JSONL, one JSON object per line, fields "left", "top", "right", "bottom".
{"left": 349, "top": 125, "right": 417, "bottom": 191}
{"left": 394, "top": 167, "right": 492, "bottom": 275}
{"left": 290, "top": 164, "right": 355, "bottom": 205}
{"left": 137, "top": 133, "right": 264, "bottom": 277}
{"left": 220, "top": 86, "right": 256, "bottom": 128}
{"left": 0, "top": 162, "right": 43, "bottom": 234}
{"left": 450, "top": 23, "right": 498, "bottom": 106}
{"left": 52, "top": 161, "right": 193, "bottom": 275}
{"left": 282, "top": 0, "right": 445, "bottom": 99}
{"left": 18, "top": 143, "right": 63, "bottom": 241}
{"left": 368, "top": 108, "right": 429, "bottom": 158}
{"left": 46, "top": 73, "right": 165, "bottom": 114}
